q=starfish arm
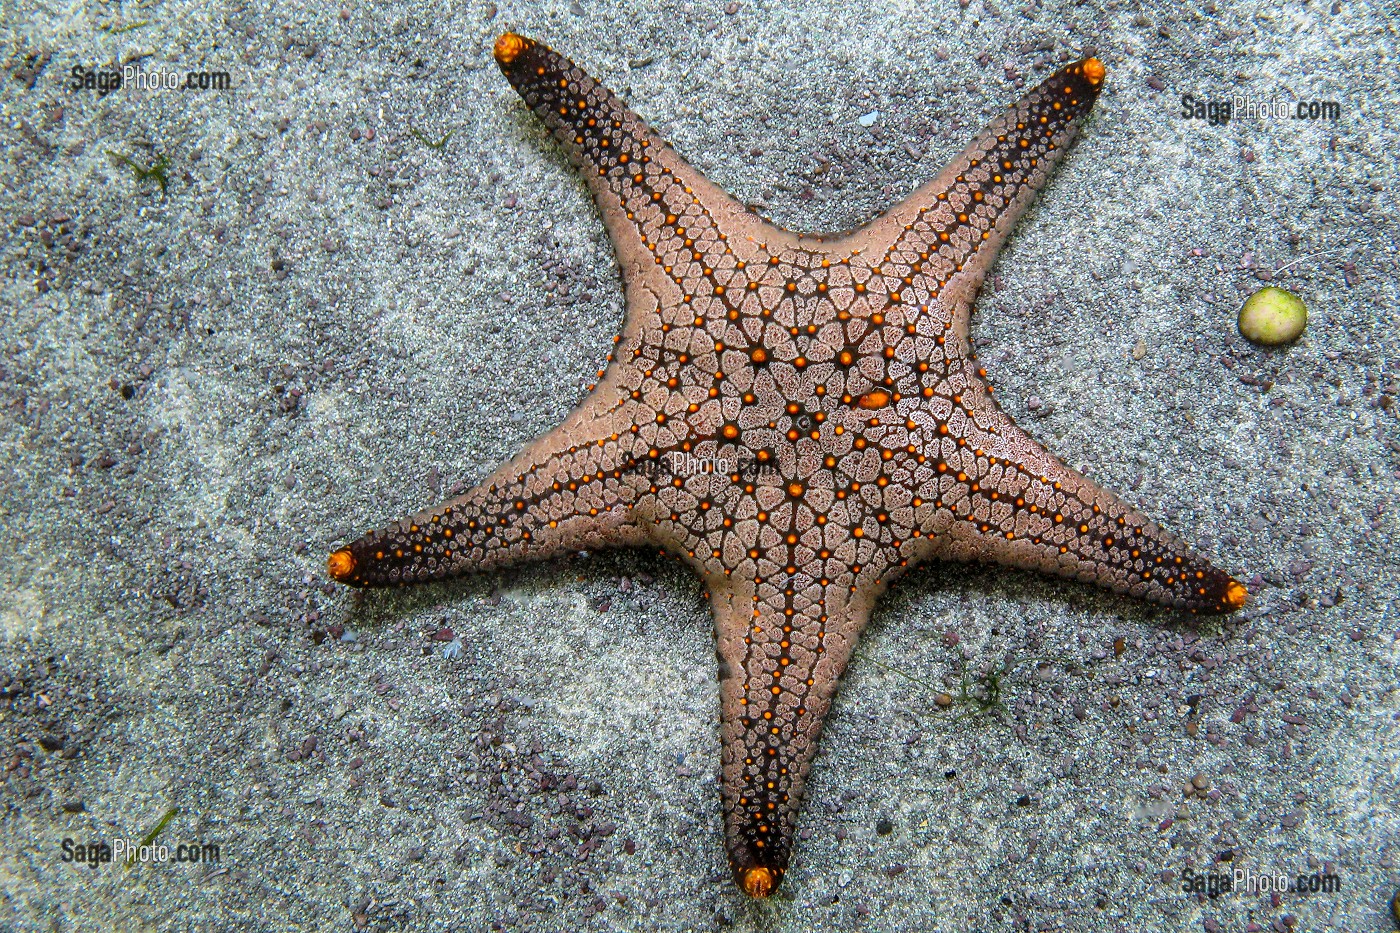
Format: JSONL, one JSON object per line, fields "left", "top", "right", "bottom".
{"left": 711, "top": 580, "right": 873, "bottom": 897}
{"left": 911, "top": 407, "right": 1246, "bottom": 613}
{"left": 327, "top": 404, "right": 648, "bottom": 587}
{"left": 493, "top": 34, "right": 765, "bottom": 295}
{"left": 853, "top": 58, "right": 1105, "bottom": 335}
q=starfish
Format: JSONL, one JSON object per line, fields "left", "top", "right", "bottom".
{"left": 328, "top": 34, "right": 1247, "bottom": 898}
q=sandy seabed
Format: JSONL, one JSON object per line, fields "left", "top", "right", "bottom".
{"left": 2, "top": 1, "right": 1396, "bottom": 930}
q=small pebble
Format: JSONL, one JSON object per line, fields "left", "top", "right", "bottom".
{"left": 1238, "top": 286, "right": 1307, "bottom": 346}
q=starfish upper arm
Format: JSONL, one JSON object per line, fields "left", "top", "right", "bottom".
{"left": 494, "top": 34, "right": 763, "bottom": 300}
{"left": 852, "top": 59, "right": 1105, "bottom": 336}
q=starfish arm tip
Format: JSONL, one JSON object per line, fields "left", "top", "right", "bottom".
{"left": 1082, "top": 57, "right": 1106, "bottom": 85}
{"left": 327, "top": 548, "right": 357, "bottom": 583}
{"left": 494, "top": 32, "right": 527, "bottom": 66}
{"left": 740, "top": 866, "right": 776, "bottom": 898}
{"left": 1224, "top": 579, "right": 1248, "bottom": 611}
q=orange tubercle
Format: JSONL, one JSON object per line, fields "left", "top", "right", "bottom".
{"left": 741, "top": 866, "right": 775, "bottom": 898}
{"left": 857, "top": 390, "right": 890, "bottom": 410}
{"left": 1224, "top": 579, "right": 1248, "bottom": 610}
{"left": 494, "top": 33, "right": 526, "bottom": 65}
{"left": 327, "top": 548, "right": 356, "bottom": 582}
{"left": 1082, "top": 57, "right": 1106, "bottom": 85}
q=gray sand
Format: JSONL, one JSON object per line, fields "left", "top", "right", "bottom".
{"left": 2, "top": 0, "right": 1396, "bottom": 930}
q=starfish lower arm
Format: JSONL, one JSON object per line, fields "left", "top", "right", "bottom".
{"left": 914, "top": 416, "right": 1246, "bottom": 612}
{"left": 711, "top": 581, "right": 875, "bottom": 896}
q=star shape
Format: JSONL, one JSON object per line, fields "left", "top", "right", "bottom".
{"left": 328, "top": 33, "right": 1246, "bottom": 898}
